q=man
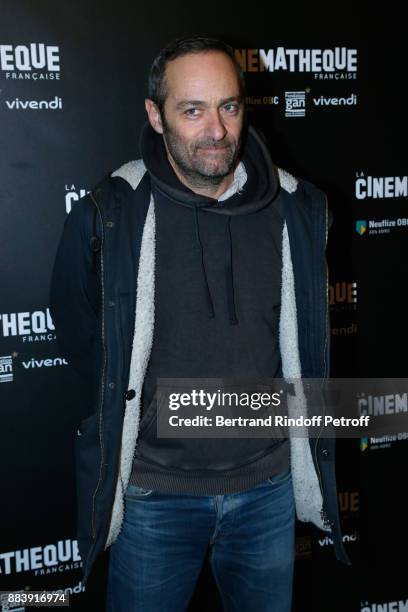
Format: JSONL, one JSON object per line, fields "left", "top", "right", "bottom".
{"left": 50, "top": 35, "right": 351, "bottom": 612}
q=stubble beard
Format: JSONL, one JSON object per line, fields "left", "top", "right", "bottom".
{"left": 161, "top": 113, "right": 241, "bottom": 189}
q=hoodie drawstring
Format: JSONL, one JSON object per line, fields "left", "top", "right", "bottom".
{"left": 194, "top": 206, "right": 215, "bottom": 319}
{"left": 193, "top": 206, "right": 238, "bottom": 326}
{"left": 226, "top": 216, "right": 238, "bottom": 325}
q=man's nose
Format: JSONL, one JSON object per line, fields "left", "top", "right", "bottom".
{"left": 205, "top": 110, "right": 227, "bottom": 141}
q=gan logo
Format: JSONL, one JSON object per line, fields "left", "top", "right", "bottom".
{"left": 0, "top": 595, "right": 26, "bottom": 612}
{"left": 0, "top": 43, "right": 60, "bottom": 80}
{"left": 356, "top": 220, "right": 367, "bottom": 235}
{"left": 285, "top": 91, "right": 306, "bottom": 117}
{"left": 235, "top": 47, "right": 357, "bottom": 79}
{"left": 0, "top": 355, "right": 13, "bottom": 383}
{"left": 0, "top": 539, "right": 82, "bottom": 576}
{"left": 65, "top": 185, "right": 90, "bottom": 214}
{"left": 0, "top": 309, "right": 56, "bottom": 343}
{"left": 0, "top": 596, "right": 25, "bottom": 611}
{"left": 355, "top": 173, "right": 408, "bottom": 200}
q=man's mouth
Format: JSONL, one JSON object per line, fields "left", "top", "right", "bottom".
{"left": 197, "top": 145, "right": 230, "bottom": 152}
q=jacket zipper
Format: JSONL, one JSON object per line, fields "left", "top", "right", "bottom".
{"left": 88, "top": 193, "right": 128, "bottom": 563}
{"left": 89, "top": 191, "right": 107, "bottom": 542}
{"left": 313, "top": 195, "right": 332, "bottom": 530}
{"left": 323, "top": 194, "right": 329, "bottom": 380}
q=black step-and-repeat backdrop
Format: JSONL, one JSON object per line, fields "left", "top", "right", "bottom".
{"left": 0, "top": 3, "right": 406, "bottom": 611}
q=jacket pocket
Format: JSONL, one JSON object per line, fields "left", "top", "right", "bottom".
{"left": 266, "top": 467, "right": 292, "bottom": 486}
{"left": 125, "top": 484, "right": 154, "bottom": 499}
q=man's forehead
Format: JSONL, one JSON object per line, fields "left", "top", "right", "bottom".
{"left": 164, "top": 51, "right": 240, "bottom": 97}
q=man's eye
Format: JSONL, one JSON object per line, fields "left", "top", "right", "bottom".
{"left": 224, "top": 104, "right": 239, "bottom": 113}
{"left": 185, "top": 108, "right": 200, "bottom": 117}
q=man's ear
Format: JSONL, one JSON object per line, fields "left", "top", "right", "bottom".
{"left": 145, "top": 99, "right": 164, "bottom": 134}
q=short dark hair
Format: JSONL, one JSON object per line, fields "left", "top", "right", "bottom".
{"left": 148, "top": 35, "right": 246, "bottom": 114}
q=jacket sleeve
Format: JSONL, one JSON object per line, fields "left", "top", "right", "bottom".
{"left": 328, "top": 206, "right": 334, "bottom": 231}
{"left": 49, "top": 196, "right": 101, "bottom": 381}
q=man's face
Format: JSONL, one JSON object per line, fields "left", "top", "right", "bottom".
{"left": 146, "top": 51, "right": 245, "bottom": 188}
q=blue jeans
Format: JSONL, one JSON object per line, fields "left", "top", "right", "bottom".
{"left": 106, "top": 469, "right": 295, "bottom": 611}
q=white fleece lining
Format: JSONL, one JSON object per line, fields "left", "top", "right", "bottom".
{"left": 104, "top": 160, "right": 329, "bottom": 549}
{"left": 278, "top": 167, "right": 298, "bottom": 194}
{"left": 111, "top": 158, "right": 147, "bottom": 189}
{"left": 280, "top": 223, "right": 329, "bottom": 531}
{"left": 104, "top": 192, "right": 156, "bottom": 549}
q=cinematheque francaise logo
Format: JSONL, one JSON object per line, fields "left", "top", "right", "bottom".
{"left": 0, "top": 43, "right": 61, "bottom": 80}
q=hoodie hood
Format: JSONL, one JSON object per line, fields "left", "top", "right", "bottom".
{"left": 139, "top": 121, "right": 281, "bottom": 325}
{"left": 139, "top": 121, "right": 280, "bottom": 215}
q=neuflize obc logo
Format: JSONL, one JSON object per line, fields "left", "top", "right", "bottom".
{"left": 356, "top": 218, "right": 408, "bottom": 237}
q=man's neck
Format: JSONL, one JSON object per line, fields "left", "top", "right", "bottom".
{"left": 167, "top": 155, "right": 235, "bottom": 200}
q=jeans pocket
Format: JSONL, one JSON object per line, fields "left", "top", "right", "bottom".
{"left": 265, "top": 467, "right": 292, "bottom": 486}
{"left": 125, "top": 483, "right": 154, "bottom": 499}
